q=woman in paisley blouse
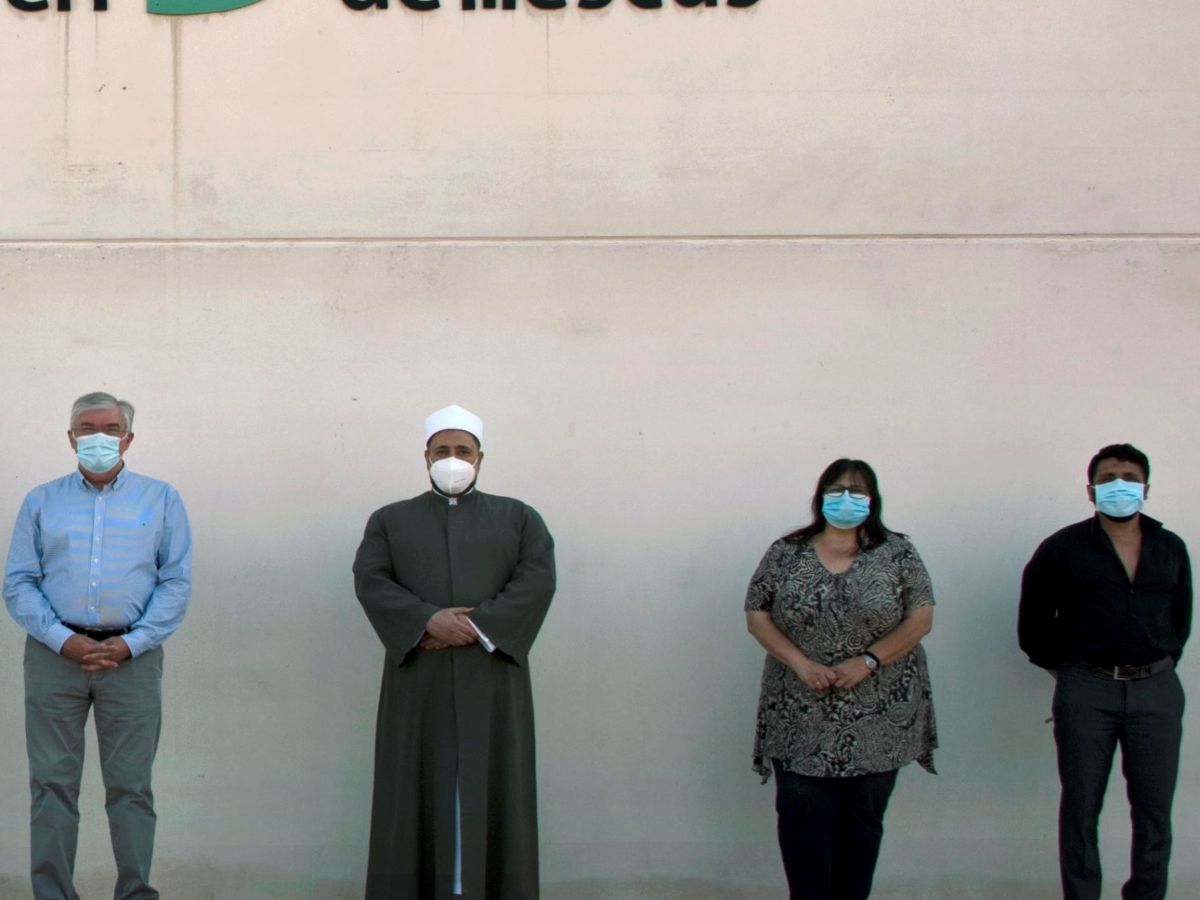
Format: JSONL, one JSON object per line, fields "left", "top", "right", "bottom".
{"left": 745, "top": 458, "right": 936, "bottom": 900}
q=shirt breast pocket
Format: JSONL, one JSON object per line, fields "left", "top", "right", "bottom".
{"left": 1134, "top": 581, "right": 1176, "bottom": 606}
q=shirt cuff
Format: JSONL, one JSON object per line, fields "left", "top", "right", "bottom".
{"left": 466, "top": 617, "right": 496, "bottom": 653}
{"left": 122, "top": 630, "right": 148, "bottom": 658}
{"left": 45, "top": 623, "right": 74, "bottom": 655}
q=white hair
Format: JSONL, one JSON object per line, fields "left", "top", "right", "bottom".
{"left": 70, "top": 392, "right": 135, "bottom": 432}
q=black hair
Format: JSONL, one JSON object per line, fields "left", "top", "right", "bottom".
{"left": 1087, "top": 443, "right": 1150, "bottom": 483}
{"left": 783, "top": 458, "right": 901, "bottom": 549}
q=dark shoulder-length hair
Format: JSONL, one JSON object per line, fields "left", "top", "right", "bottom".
{"left": 783, "top": 458, "right": 902, "bottom": 550}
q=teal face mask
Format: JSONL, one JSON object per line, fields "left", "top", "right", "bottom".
{"left": 1093, "top": 478, "right": 1145, "bottom": 519}
{"left": 75, "top": 433, "right": 122, "bottom": 474}
{"left": 822, "top": 490, "right": 871, "bottom": 529}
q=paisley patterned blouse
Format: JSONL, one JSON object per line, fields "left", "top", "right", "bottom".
{"left": 745, "top": 534, "right": 937, "bottom": 780}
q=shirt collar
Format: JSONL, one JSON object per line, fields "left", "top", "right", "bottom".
{"left": 75, "top": 463, "right": 130, "bottom": 494}
{"left": 1088, "top": 511, "right": 1163, "bottom": 536}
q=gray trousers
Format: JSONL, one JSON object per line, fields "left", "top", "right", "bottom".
{"left": 1053, "top": 663, "right": 1184, "bottom": 900}
{"left": 24, "top": 635, "right": 163, "bottom": 900}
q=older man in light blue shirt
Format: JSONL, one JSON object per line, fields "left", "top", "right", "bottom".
{"left": 4, "top": 392, "right": 192, "bottom": 900}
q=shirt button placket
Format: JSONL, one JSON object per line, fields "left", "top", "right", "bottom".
{"left": 90, "top": 494, "right": 105, "bottom": 622}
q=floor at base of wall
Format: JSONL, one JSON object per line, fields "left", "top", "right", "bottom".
{"left": 543, "top": 879, "right": 1200, "bottom": 900}
{"left": 0, "top": 872, "right": 1196, "bottom": 899}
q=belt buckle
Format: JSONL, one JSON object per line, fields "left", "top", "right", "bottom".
{"left": 80, "top": 626, "right": 121, "bottom": 639}
{"left": 1112, "top": 665, "right": 1140, "bottom": 681}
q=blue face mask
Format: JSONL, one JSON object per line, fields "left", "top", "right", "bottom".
{"left": 75, "top": 433, "right": 122, "bottom": 474}
{"left": 1093, "top": 478, "right": 1145, "bottom": 519}
{"left": 822, "top": 491, "right": 871, "bottom": 530}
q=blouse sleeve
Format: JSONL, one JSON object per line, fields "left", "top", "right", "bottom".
{"left": 745, "top": 540, "right": 784, "bottom": 612}
{"left": 897, "top": 539, "right": 935, "bottom": 611}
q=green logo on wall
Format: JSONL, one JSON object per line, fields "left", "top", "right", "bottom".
{"left": 147, "top": 0, "right": 264, "bottom": 12}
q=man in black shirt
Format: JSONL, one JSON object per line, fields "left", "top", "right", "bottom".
{"left": 1019, "top": 443, "right": 1191, "bottom": 900}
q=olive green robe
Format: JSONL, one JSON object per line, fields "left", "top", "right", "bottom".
{"left": 353, "top": 488, "right": 555, "bottom": 900}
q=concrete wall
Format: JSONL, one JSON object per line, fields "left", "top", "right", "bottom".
{"left": 1, "top": 2, "right": 1198, "bottom": 898}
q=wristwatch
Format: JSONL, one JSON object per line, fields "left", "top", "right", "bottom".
{"left": 861, "top": 652, "right": 880, "bottom": 672}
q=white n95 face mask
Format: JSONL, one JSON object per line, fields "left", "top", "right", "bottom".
{"left": 430, "top": 457, "right": 476, "bottom": 495}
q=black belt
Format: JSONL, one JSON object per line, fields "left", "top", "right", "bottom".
{"left": 1074, "top": 656, "right": 1174, "bottom": 681}
{"left": 64, "top": 623, "right": 131, "bottom": 642}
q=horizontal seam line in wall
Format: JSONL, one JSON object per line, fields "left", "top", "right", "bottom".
{"left": 2, "top": 233, "right": 1200, "bottom": 247}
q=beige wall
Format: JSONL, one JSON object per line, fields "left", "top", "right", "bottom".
{"left": 1, "top": 2, "right": 1198, "bottom": 898}
{"left": 5, "top": 2, "right": 1200, "bottom": 239}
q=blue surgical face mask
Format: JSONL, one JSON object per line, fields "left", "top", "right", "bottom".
{"left": 822, "top": 490, "right": 871, "bottom": 530}
{"left": 1093, "top": 478, "right": 1145, "bottom": 519}
{"left": 75, "top": 433, "right": 122, "bottom": 474}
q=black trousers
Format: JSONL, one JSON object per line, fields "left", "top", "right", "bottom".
{"left": 1053, "top": 664, "right": 1185, "bottom": 900}
{"left": 771, "top": 760, "right": 898, "bottom": 900}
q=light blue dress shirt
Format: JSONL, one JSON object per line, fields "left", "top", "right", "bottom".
{"left": 3, "top": 466, "right": 192, "bottom": 657}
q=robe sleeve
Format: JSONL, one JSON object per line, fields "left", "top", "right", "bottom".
{"left": 467, "top": 504, "right": 555, "bottom": 665}
{"left": 353, "top": 508, "right": 442, "bottom": 661}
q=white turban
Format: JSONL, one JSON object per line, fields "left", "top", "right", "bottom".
{"left": 423, "top": 404, "right": 484, "bottom": 444}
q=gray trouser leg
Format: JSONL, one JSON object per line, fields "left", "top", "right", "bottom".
{"left": 25, "top": 637, "right": 88, "bottom": 900}
{"left": 1119, "top": 671, "right": 1183, "bottom": 900}
{"left": 1054, "top": 664, "right": 1184, "bottom": 900}
{"left": 93, "top": 646, "right": 163, "bottom": 900}
{"left": 24, "top": 636, "right": 164, "bottom": 900}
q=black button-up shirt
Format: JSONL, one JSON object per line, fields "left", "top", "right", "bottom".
{"left": 1018, "top": 514, "right": 1192, "bottom": 669}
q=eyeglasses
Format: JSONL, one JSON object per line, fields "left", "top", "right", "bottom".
{"left": 73, "top": 426, "right": 127, "bottom": 438}
{"left": 823, "top": 485, "right": 870, "bottom": 501}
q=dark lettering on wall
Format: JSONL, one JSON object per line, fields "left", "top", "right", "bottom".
{"left": 7, "top": 0, "right": 108, "bottom": 8}
{"left": 9, "top": 0, "right": 756, "bottom": 15}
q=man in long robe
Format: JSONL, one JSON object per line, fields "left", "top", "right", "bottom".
{"left": 353, "top": 404, "right": 555, "bottom": 900}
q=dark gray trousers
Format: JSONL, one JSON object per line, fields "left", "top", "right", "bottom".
{"left": 1053, "top": 663, "right": 1184, "bottom": 900}
{"left": 24, "top": 636, "right": 163, "bottom": 900}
